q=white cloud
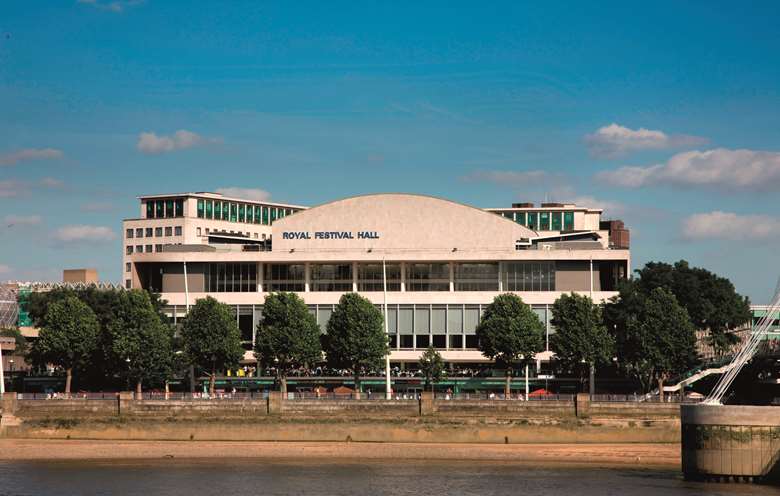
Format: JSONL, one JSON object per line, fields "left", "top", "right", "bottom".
{"left": 4, "top": 215, "right": 42, "bottom": 227}
{"left": 0, "top": 148, "right": 63, "bottom": 166}
{"left": 77, "top": 0, "right": 143, "bottom": 13}
{"left": 597, "top": 148, "right": 780, "bottom": 191}
{"left": 0, "top": 264, "right": 10, "bottom": 275}
{"left": 53, "top": 225, "right": 116, "bottom": 243}
{"left": 215, "top": 187, "right": 272, "bottom": 202}
{"left": 461, "top": 169, "right": 553, "bottom": 187}
{"left": 0, "top": 180, "right": 26, "bottom": 198}
{"left": 681, "top": 211, "right": 780, "bottom": 241}
{"left": 585, "top": 123, "right": 706, "bottom": 158}
{"left": 137, "top": 130, "right": 220, "bottom": 155}
{"left": 40, "top": 177, "right": 65, "bottom": 189}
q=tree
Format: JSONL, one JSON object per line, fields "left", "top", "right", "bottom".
{"left": 325, "top": 293, "right": 388, "bottom": 394}
{"left": 33, "top": 296, "right": 99, "bottom": 395}
{"left": 613, "top": 287, "right": 699, "bottom": 397}
{"left": 636, "top": 261, "right": 751, "bottom": 356}
{"left": 476, "top": 294, "right": 544, "bottom": 398}
{"left": 109, "top": 290, "right": 174, "bottom": 395}
{"left": 550, "top": 293, "right": 614, "bottom": 393}
{"left": 255, "top": 292, "right": 322, "bottom": 395}
{"left": 180, "top": 297, "right": 243, "bottom": 396}
{"left": 419, "top": 346, "right": 444, "bottom": 393}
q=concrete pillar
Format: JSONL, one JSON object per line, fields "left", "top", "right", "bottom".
{"left": 400, "top": 262, "right": 406, "bottom": 292}
{"left": 304, "top": 263, "right": 311, "bottom": 292}
{"left": 449, "top": 263, "right": 455, "bottom": 292}
{"left": 268, "top": 391, "right": 283, "bottom": 415}
{"left": 257, "top": 262, "right": 263, "bottom": 292}
{"left": 575, "top": 393, "right": 590, "bottom": 418}
{"left": 420, "top": 391, "right": 434, "bottom": 416}
{"left": 352, "top": 261, "right": 358, "bottom": 292}
{"left": 118, "top": 391, "right": 134, "bottom": 417}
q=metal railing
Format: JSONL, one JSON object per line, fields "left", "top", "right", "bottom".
{"left": 591, "top": 393, "right": 703, "bottom": 403}
{"left": 16, "top": 392, "right": 118, "bottom": 400}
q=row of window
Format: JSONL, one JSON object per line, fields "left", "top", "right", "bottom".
{"left": 196, "top": 199, "right": 299, "bottom": 225}
{"left": 203, "top": 262, "right": 556, "bottom": 292}
{"left": 126, "top": 226, "right": 182, "bottom": 239}
{"left": 126, "top": 244, "right": 175, "bottom": 255}
{"left": 495, "top": 210, "right": 575, "bottom": 231}
{"left": 145, "top": 199, "right": 184, "bottom": 219}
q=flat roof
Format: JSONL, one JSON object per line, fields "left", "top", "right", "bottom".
{"left": 137, "top": 192, "right": 307, "bottom": 209}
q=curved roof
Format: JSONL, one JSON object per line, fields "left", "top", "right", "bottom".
{"left": 272, "top": 193, "right": 537, "bottom": 253}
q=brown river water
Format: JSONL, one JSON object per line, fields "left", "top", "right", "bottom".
{"left": 0, "top": 459, "right": 777, "bottom": 496}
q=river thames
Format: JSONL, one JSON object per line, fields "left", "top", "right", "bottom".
{"left": 0, "top": 460, "right": 776, "bottom": 496}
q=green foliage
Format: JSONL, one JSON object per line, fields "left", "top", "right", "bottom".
{"left": 636, "top": 260, "right": 751, "bottom": 355}
{"left": 611, "top": 287, "right": 699, "bottom": 391}
{"left": 0, "top": 327, "right": 28, "bottom": 357}
{"left": 180, "top": 297, "right": 243, "bottom": 383}
{"left": 108, "top": 290, "right": 174, "bottom": 391}
{"left": 550, "top": 293, "right": 614, "bottom": 378}
{"left": 325, "top": 293, "right": 388, "bottom": 389}
{"left": 419, "top": 345, "right": 444, "bottom": 390}
{"left": 33, "top": 296, "right": 99, "bottom": 392}
{"left": 255, "top": 292, "right": 322, "bottom": 378}
{"left": 476, "top": 293, "right": 544, "bottom": 371}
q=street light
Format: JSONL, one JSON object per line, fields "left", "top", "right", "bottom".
{"left": 8, "top": 359, "right": 13, "bottom": 393}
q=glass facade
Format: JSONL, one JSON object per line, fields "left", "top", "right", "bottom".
{"left": 454, "top": 263, "right": 499, "bottom": 291}
{"left": 539, "top": 211, "right": 550, "bottom": 231}
{"left": 238, "top": 204, "right": 245, "bottom": 223}
{"left": 551, "top": 212, "right": 562, "bottom": 231}
{"left": 564, "top": 211, "right": 574, "bottom": 231}
{"left": 214, "top": 201, "right": 222, "bottom": 220}
{"left": 165, "top": 200, "right": 174, "bottom": 218}
{"left": 205, "top": 263, "right": 257, "bottom": 292}
{"left": 197, "top": 199, "right": 204, "bottom": 218}
{"left": 406, "top": 263, "right": 450, "bottom": 291}
{"left": 515, "top": 212, "right": 526, "bottom": 226}
{"left": 309, "top": 263, "right": 353, "bottom": 292}
{"left": 264, "top": 264, "right": 305, "bottom": 292}
{"left": 503, "top": 262, "right": 556, "bottom": 291}
{"left": 357, "top": 263, "right": 402, "bottom": 291}
{"left": 205, "top": 200, "right": 213, "bottom": 219}
{"left": 146, "top": 202, "right": 154, "bottom": 219}
{"left": 527, "top": 212, "right": 538, "bottom": 230}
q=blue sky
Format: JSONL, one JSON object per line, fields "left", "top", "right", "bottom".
{"left": 1, "top": 1, "right": 779, "bottom": 302}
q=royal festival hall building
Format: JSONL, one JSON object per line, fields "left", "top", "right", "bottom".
{"left": 122, "top": 192, "right": 631, "bottom": 371}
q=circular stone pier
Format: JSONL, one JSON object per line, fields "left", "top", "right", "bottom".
{"left": 681, "top": 404, "right": 780, "bottom": 484}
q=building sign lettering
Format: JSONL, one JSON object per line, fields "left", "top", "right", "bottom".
{"left": 282, "top": 231, "right": 380, "bottom": 240}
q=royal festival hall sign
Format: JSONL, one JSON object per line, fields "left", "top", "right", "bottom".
{"left": 282, "top": 231, "right": 380, "bottom": 240}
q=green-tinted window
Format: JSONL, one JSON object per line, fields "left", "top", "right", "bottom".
{"left": 205, "top": 200, "right": 213, "bottom": 219}
{"left": 515, "top": 212, "right": 526, "bottom": 226}
{"left": 527, "top": 212, "right": 538, "bottom": 230}
{"left": 254, "top": 205, "right": 262, "bottom": 223}
{"left": 551, "top": 212, "right": 562, "bottom": 231}
{"left": 502, "top": 212, "right": 514, "bottom": 220}
{"left": 196, "top": 199, "right": 204, "bottom": 218}
{"left": 165, "top": 199, "right": 174, "bottom": 218}
{"left": 539, "top": 212, "right": 550, "bottom": 230}
{"left": 278, "top": 209, "right": 285, "bottom": 219}
{"left": 222, "top": 202, "right": 229, "bottom": 221}
{"left": 230, "top": 203, "right": 238, "bottom": 222}
{"left": 156, "top": 200, "right": 165, "bottom": 218}
{"left": 262, "top": 206, "right": 269, "bottom": 225}
{"left": 563, "top": 211, "right": 574, "bottom": 231}
{"left": 174, "top": 199, "right": 183, "bottom": 217}
{"left": 214, "top": 201, "right": 222, "bottom": 220}
{"left": 146, "top": 202, "right": 154, "bottom": 219}
{"left": 238, "top": 204, "right": 246, "bottom": 223}
{"left": 270, "top": 207, "right": 278, "bottom": 223}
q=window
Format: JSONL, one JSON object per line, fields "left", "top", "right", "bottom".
{"left": 563, "top": 211, "right": 574, "bottom": 231}
{"left": 449, "top": 335, "right": 463, "bottom": 349}
{"left": 432, "top": 335, "right": 446, "bottom": 348}
{"left": 135, "top": 245, "right": 143, "bottom": 253}
{"left": 135, "top": 228, "right": 143, "bottom": 238}
{"left": 155, "top": 227, "right": 163, "bottom": 237}
{"left": 527, "top": 212, "right": 538, "bottom": 230}
{"left": 503, "top": 262, "right": 556, "bottom": 291}
{"left": 246, "top": 205, "right": 253, "bottom": 224}
{"left": 126, "top": 228, "right": 133, "bottom": 239}
{"left": 205, "top": 228, "right": 210, "bottom": 235}
{"left": 214, "top": 201, "right": 222, "bottom": 220}
{"left": 230, "top": 203, "right": 237, "bottom": 222}
{"left": 197, "top": 199, "right": 205, "bottom": 218}
{"left": 145, "top": 244, "right": 153, "bottom": 253}
{"left": 205, "top": 263, "right": 257, "bottom": 292}
{"left": 539, "top": 211, "right": 550, "bottom": 230}
{"left": 165, "top": 226, "right": 172, "bottom": 237}
{"left": 125, "top": 279, "right": 131, "bottom": 289}
{"left": 465, "top": 335, "right": 479, "bottom": 348}
{"left": 238, "top": 204, "right": 246, "bottom": 223}
{"left": 254, "top": 205, "right": 262, "bottom": 224}
{"left": 551, "top": 212, "right": 562, "bottom": 231}
{"left": 270, "top": 207, "right": 278, "bottom": 223}
{"left": 155, "top": 244, "right": 163, "bottom": 252}
{"left": 205, "top": 200, "right": 213, "bottom": 219}
{"left": 262, "top": 206, "right": 269, "bottom": 225}
{"left": 455, "top": 263, "right": 499, "bottom": 291}
{"left": 406, "top": 263, "right": 450, "bottom": 291}
{"left": 196, "top": 227, "right": 202, "bottom": 236}
{"left": 126, "top": 246, "right": 133, "bottom": 255}
{"left": 221, "top": 201, "right": 229, "bottom": 221}
{"left": 515, "top": 212, "right": 526, "bottom": 226}
{"left": 310, "top": 264, "right": 353, "bottom": 291}
{"left": 357, "top": 263, "right": 401, "bottom": 291}
{"left": 145, "top": 202, "right": 154, "bottom": 219}
{"left": 264, "top": 264, "right": 305, "bottom": 292}
{"left": 174, "top": 226, "right": 182, "bottom": 236}
{"left": 174, "top": 199, "right": 184, "bottom": 217}
{"left": 399, "top": 335, "right": 413, "bottom": 349}
{"left": 502, "top": 211, "right": 514, "bottom": 220}
{"left": 155, "top": 200, "right": 164, "bottom": 218}
{"left": 165, "top": 199, "right": 174, "bottom": 218}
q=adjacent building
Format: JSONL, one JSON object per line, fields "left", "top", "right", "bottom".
{"left": 123, "top": 192, "right": 631, "bottom": 367}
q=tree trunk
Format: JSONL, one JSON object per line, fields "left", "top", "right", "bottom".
{"left": 209, "top": 369, "right": 216, "bottom": 397}
{"left": 505, "top": 368, "right": 511, "bottom": 399}
{"left": 280, "top": 376, "right": 287, "bottom": 396}
{"left": 589, "top": 363, "right": 595, "bottom": 397}
{"left": 65, "top": 367, "right": 72, "bottom": 396}
{"left": 164, "top": 381, "right": 170, "bottom": 400}
{"left": 354, "top": 369, "right": 360, "bottom": 398}
{"left": 135, "top": 379, "right": 142, "bottom": 398}
{"left": 658, "top": 377, "right": 665, "bottom": 402}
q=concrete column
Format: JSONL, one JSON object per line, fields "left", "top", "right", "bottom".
{"left": 400, "top": 262, "right": 406, "bottom": 292}
{"left": 420, "top": 391, "right": 434, "bottom": 416}
{"left": 352, "top": 261, "right": 358, "bottom": 292}
{"left": 268, "top": 391, "right": 283, "bottom": 414}
{"left": 449, "top": 262, "right": 455, "bottom": 292}
{"left": 575, "top": 393, "right": 590, "bottom": 418}
{"left": 118, "top": 391, "right": 134, "bottom": 417}
{"left": 257, "top": 262, "right": 263, "bottom": 292}
{"left": 304, "top": 263, "right": 311, "bottom": 292}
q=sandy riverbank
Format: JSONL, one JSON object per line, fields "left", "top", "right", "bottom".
{"left": 0, "top": 439, "right": 680, "bottom": 468}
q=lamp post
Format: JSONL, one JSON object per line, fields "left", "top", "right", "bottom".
{"left": 8, "top": 359, "right": 13, "bottom": 393}
{"left": 383, "top": 257, "right": 391, "bottom": 399}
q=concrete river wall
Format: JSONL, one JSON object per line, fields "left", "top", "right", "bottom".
{"left": 681, "top": 404, "right": 780, "bottom": 483}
